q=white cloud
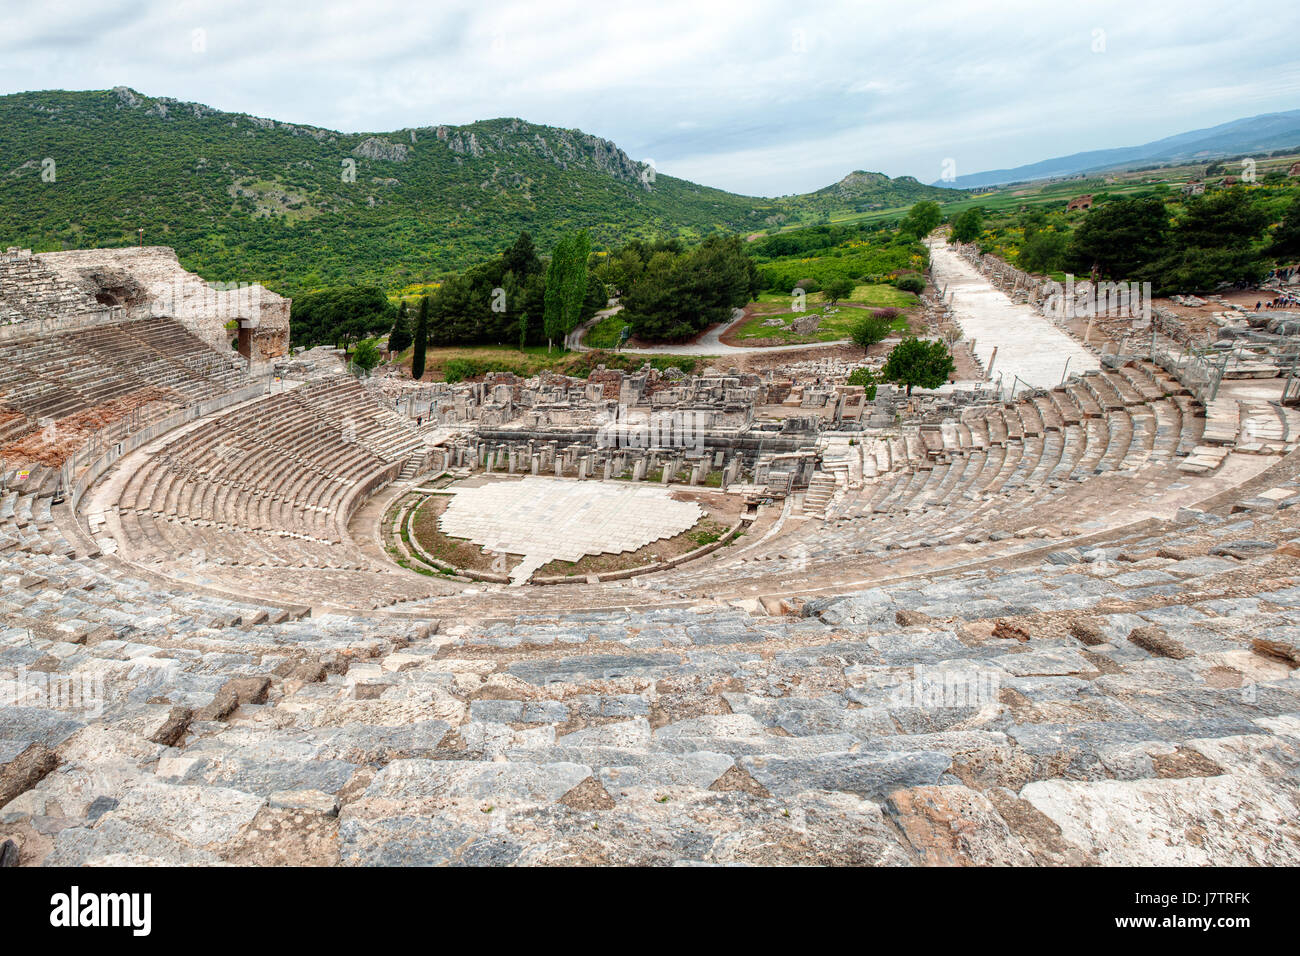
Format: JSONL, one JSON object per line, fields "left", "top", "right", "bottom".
{"left": 0, "top": 0, "right": 1296, "bottom": 195}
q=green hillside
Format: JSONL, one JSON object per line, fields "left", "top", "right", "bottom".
{"left": 0, "top": 88, "right": 960, "bottom": 295}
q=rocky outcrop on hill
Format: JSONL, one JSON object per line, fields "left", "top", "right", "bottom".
{"left": 433, "top": 119, "right": 650, "bottom": 187}
{"left": 351, "top": 137, "right": 410, "bottom": 162}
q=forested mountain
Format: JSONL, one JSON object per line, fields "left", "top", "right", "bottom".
{"left": 0, "top": 88, "right": 958, "bottom": 295}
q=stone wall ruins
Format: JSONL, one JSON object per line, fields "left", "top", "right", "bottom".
{"left": 33, "top": 246, "right": 290, "bottom": 365}
{"left": 364, "top": 364, "right": 827, "bottom": 494}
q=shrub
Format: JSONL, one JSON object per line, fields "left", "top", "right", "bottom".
{"left": 849, "top": 314, "right": 894, "bottom": 352}
{"left": 350, "top": 338, "right": 382, "bottom": 372}
{"left": 846, "top": 366, "right": 878, "bottom": 399}
{"left": 880, "top": 337, "right": 956, "bottom": 395}
{"left": 442, "top": 358, "right": 498, "bottom": 382}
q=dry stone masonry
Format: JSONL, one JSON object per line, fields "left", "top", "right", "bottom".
{"left": 2, "top": 243, "right": 1300, "bottom": 866}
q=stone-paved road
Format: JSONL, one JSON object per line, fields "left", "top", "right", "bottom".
{"left": 927, "top": 237, "right": 1099, "bottom": 390}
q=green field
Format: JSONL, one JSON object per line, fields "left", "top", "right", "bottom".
{"left": 731, "top": 288, "right": 912, "bottom": 344}
{"left": 753, "top": 283, "right": 915, "bottom": 307}
{"left": 391, "top": 343, "right": 706, "bottom": 381}
{"left": 756, "top": 149, "right": 1300, "bottom": 241}
{"left": 584, "top": 313, "right": 631, "bottom": 349}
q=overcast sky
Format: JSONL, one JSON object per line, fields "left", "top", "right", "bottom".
{"left": 3, "top": 0, "right": 1299, "bottom": 196}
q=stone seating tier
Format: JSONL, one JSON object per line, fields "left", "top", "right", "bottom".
{"left": 0, "top": 318, "right": 252, "bottom": 493}
{"left": 3, "top": 341, "right": 1300, "bottom": 866}
{"left": 3, "top": 458, "right": 1300, "bottom": 865}
{"left": 106, "top": 377, "right": 423, "bottom": 574}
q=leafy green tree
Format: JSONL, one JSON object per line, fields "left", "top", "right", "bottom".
{"left": 621, "top": 235, "right": 758, "bottom": 341}
{"left": 823, "top": 277, "right": 855, "bottom": 306}
{"left": 894, "top": 274, "right": 926, "bottom": 294}
{"left": 543, "top": 231, "right": 590, "bottom": 349}
{"left": 503, "top": 231, "right": 541, "bottom": 277}
{"left": 593, "top": 245, "right": 647, "bottom": 295}
{"left": 1269, "top": 193, "right": 1300, "bottom": 261}
{"left": 846, "top": 366, "right": 878, "bottom": 399}
{"left": 949, "top": 207, "right": 984, "bottom": 244}
{"left": 901, "top": 200, "right": 942, "bottom": 239}
{"left": 1017, "top": 229, "right": 1068, "bottom": 273}
{"left": 1066, "top": 197, "right": 1170, "bottom": 278}
{"left": 1140, "top": 189, "right": 1270, "bottom": 292}
{"left": 880, "top": 337, "right": 955, "bottom": 395}
{"left": 290, "top": 286, "right": 394, "bottom": 349}
{"left": 350, "top": 338, "right": 382, "bottom": 372}
{"left": 411, "top": 296, "right": 429, "bottom": 380}
{"left": 387, "top": 300, "right": 413, "bottom": 353}
{"left": 1175, "top": 188, "right": 1269, "bottom": 250}
{"left": 849, "top": 313, "right": 894, "bottom": 353}
{"left": 561, "top": 230, "right": 592, "bottom": 340}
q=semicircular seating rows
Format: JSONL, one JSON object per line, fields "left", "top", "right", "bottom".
{"left": 2, "top": 339, "right": 1300, "bottom": 865}
{"left": 0, "top": 318, "right": 252, "bottom": 494}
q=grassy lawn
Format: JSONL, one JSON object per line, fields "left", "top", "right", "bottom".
{"left": 755, "top": 283, "right": 917, "bottom": 309}
{"left": 732, "top": 283, "right": 916, "bottom": 343}
{"left": 392, "top": 344, "right": 572, "bottom": 380}
{"left": 389, "top": 343, "right": 707, "bottom": 381}
{"left": 584, "top": 312, "right": 631, "bottom": 350}
{"left": 731, "top": 304, "right": 910, "bottom": 344}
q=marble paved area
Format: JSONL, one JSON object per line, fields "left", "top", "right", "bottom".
{"left": 439, "top": 476, "right": 704, "bottom": 584}
{"left": 927, "top": 238, "right": 1100, "bottom": 390}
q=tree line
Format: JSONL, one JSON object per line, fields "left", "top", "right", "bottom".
{"left": 593, "top": 235, "right": 759, "bottom": 341}
{"left": 947, "top": 186, "right": 1300, "bottom": 294}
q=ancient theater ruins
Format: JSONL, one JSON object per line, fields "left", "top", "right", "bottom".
{"left": 2, "top": 239, "right": 1300, "bottom": 867}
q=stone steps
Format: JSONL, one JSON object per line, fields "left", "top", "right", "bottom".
{"left": 14, "top": 525, "right": 1292, "bottom": 865}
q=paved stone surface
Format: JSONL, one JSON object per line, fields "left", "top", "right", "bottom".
{"left": 927, "top": 239, "right": 1100, "bottom": 389}
{"left": 439, "top": 476, "right": 703, "bottom": 584}
{"left": 4, "top": 250, "right": 1300, "bottom": 867}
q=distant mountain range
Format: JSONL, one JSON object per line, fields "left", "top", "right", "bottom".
{"left": 0, "top": 88, "right": 955, "bottom": 294}
{"left": 933, "top": 110, "right": 1300, "bottom": 189}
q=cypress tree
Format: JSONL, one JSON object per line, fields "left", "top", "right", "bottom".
{"left": 411, "top": 296, "right": 429, "bottom": 380}
{"left": 388, "top": 300, "right": 413, "bottom": 354}
{"left": 543, "top": 233, "right": 571, "bottom": 351}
